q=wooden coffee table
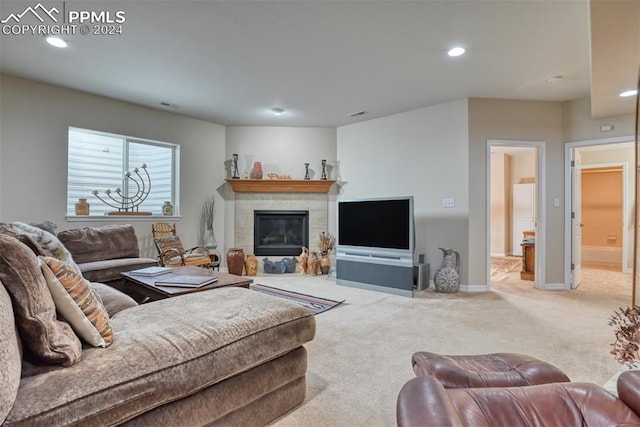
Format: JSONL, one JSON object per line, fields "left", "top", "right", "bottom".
{"left": 121, "top": 266, "right": 253, "bottom": 302}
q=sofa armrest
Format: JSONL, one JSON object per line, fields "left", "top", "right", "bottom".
{"left": 397, "top": 376, "right": 464, "bottom": 427}
{"left": 618, "top": 370, "right": 640, "bottom": 416}
{"left": 89, "top": 282, "right": 138, "bottom": 317}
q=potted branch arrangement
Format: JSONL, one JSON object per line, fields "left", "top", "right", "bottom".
{"left": 202, "top": 195, "right": 217, "bottom": 250}
{"left": 609, "top": 306, "right": 640, "bottom": 368}
{"left": 319, "top": 232, "right": 336, "bottom": 275}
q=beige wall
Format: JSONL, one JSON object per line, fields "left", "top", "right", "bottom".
{"left": 469, "top": 98, "right": 565, "bottom": 286}
{"left": 0, "top": 75, "right": 226, "bottom": 258}
{"left": 337, "top": 99, "right": 470, "bottom": 284}
{"left": 563, "top": 97, "right": 636, "bottom": 142}
{"left": 224, "top": 126, "right": 338, "bottom": 253}
{"left": 1, "top": 75, "right": 635, "bottom": 287}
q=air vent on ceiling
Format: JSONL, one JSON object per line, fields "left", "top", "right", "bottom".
{"left": 348, "top": 110, "right": 368, "bottom": 117}
{"left": 160, "top": 102, "right": 180, "bottom": 109}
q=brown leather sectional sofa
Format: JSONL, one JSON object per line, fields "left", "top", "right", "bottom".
{"left": 398, "top": 356, "right": 640, "bottom": 427}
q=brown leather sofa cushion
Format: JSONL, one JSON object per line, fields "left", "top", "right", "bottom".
{"left": 412, "top": 351, "right": 570, "bottom": 388}
{"left": 397, "top": 374, "right": 640, "bottom": 427}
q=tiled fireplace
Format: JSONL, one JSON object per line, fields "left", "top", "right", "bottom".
{"left": 233, "top": 193, "right": 329, "bottom": 259}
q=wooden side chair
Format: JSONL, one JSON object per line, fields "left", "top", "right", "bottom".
{"left": 151, "top": 222, "right": 211, "bottom": 268}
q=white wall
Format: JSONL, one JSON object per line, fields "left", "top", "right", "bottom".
{"left": 0, "top": 75, "right": 226, "bottom": 258}
{"left": 337, "top": 99, "right": 469, "bottom": 283}
{"left": 224, "top": 126, "right": 337, "bottom": 253}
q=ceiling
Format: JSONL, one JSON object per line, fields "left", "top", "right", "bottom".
{"left": 0, "top": 1, "right": 637, "bottom": 127}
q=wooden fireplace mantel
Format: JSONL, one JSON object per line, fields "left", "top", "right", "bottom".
{"left": 225, "top": 179, "right": 335, "bottom": 193}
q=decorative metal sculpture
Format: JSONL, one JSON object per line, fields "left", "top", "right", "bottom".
{"left": 92, "top": 163, "right": 152, "bottom": 214}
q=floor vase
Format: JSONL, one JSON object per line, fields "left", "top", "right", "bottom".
{"left": 227, "top": 248, "right": 245, "bottom": 276}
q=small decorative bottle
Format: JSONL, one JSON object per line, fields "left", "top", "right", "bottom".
{"left": 162, "top": 201, "right": 173, "bottom": 216}
{"left": 75, "top": 198, "right": 90, "bottom": 215}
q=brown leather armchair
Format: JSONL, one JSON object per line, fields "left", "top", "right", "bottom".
{"left": 397, "top": 370, "right": 640, "bottom": 427}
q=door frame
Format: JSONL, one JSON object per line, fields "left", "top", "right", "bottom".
{"left": 486, "top": 139, "right": 546, "bottom": 290}
{"left": 563, "top": 136, "right": 634, "bottom": 289}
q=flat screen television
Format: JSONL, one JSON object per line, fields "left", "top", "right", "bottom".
{"left": 337, "top": 196, "right": 414, "bottom": 259}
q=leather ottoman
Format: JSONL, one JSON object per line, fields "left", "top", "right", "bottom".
{"left": 412, "top": 351, "right": 570, "bottom": 388}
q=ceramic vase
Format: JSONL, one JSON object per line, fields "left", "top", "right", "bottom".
{"left": 250, "top": 162, "right": 263, "bottom": 179}
{"left": 434, "top": 248, "right": 460, "bottom": 293}
{"left": 320, "top": 254, "right": 330, "bottom": 275}
{"left": 244, "top": 254, "right": 258, "bottom": 276}
{"left": 310, "top": 251, "right": 320, "bottom": 275}
{"left": 227, "top": 248, "right": 245, "bottom": 276}
{"left": 204, "top": 228, "right": 217, "bottom": 250}
{"left": 298, "top": 247, "right": 309, "bottom": 274}
{"left": 75, "top": 198, "right": 90, "bottom": 215}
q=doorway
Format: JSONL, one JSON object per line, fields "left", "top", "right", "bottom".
{"left": 487, "top": 141, "right": 544, "bottom": 290}
{"left": 564, "top": 139, "right": 634, "bottom": 296}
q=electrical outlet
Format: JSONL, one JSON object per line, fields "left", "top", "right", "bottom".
{"left": 442, "top": 198, "right": 455, "bottom": 208}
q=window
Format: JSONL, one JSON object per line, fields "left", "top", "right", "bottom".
{"left": 67, "top": 127, "right": 179, "bottom": 216}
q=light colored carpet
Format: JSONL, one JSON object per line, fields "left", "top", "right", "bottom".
{"left": 252, "top": 272, "right": 631, "bottom": 426}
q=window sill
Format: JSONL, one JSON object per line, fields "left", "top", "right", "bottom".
{"left": 66, "top": 215, "right": 182, "bottom": 222}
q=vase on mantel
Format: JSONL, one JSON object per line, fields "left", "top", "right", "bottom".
{"left": 204, "top": 228, "right": 217, "bottom": 250}
{"left": 250, "top": 162, "right": 263, "bottom": 179}
{"left": 227, "top": 248, "right": 245, "bottom": 276}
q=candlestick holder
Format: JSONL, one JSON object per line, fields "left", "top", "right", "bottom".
{"left": 231, "top": 154, "right": 240, "bottom": 179}
{"left": 304, "top": 163, "right": 310, "bottom": 180}
{"left": 320, "top": 159, "right": 327, "bottom": 180}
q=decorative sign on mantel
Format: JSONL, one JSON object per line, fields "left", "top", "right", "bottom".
{"left": 225, "top": 179, "right": 336, "bottom": 193}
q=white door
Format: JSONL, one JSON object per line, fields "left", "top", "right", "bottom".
{"left": 513, "top": 183, "right": 536, "bottom": 256}
{"left": 571, "top": 150, "right": 583, "bottom": 288}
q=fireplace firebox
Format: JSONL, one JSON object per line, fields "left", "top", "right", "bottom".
{"left": 254, "top": 210, "right": 309, "bottom": 256}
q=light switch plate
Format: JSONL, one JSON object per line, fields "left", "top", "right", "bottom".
{"left": 442, "top": 198, "right": 455, "bottom": 208}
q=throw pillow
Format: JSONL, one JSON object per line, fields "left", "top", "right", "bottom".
{"left": 29, "top": 220, "right": 58, "bottom": 235}
{"left": 10, "top": 221, "right": 81, "bottom": 273}
{"left": 0, "top": 235, "right": 82, "bottom": 366}
{"left": 0, "top": 223, "right": 46, "bottom": 256}
{"left": 40, "top": 256, "right": 114, "bottom": 347}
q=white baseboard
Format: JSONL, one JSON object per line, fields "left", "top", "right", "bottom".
{"left": 542, "top": 282, "right": 566, "bottom": 291}
{"left": 460, "top": 283, "right": 490, "bottom": 292}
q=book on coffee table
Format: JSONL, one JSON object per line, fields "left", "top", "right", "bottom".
{"left": 129, "top": 266, "right": 173, "bottom": 276}
{"left": 155, "top": 275, "right": 219, "bottom": 288}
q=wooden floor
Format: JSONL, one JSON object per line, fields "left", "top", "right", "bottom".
{"left": 490, "top": 257, "right": 632, "bottom": 297}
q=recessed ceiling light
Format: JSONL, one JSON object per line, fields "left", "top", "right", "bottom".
{"left": 46, "top": 36, "right": 67, "bottom": 48}
{"left": 620, "top": 89, "right": 638, "bottom": 98}
{"left": 447, "top": 47, "right": 465, "bottom": 57}
{"left": 271, "top": 107, "right": 285, "bottom": 115}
